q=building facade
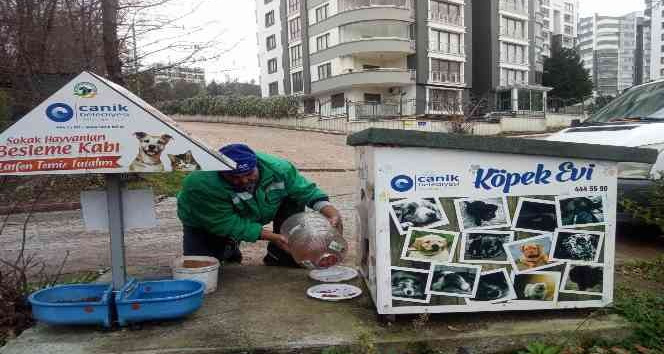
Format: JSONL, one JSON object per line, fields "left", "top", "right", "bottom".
{"left": 646, "top": 0, "right": 664, "bottom": 81}
{"left": 577, "top": 13, "right": 645, "bottom": 97}
{"left": 256, "top": 0, "right": 554, "bottom": 117}
{"left": 539, "top": 0, "right": 579, "bottom": 58}
{"left": 151, "top": 64, "right": 206, "bottom": 86}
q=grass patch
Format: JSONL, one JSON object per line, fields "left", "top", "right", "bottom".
{"left": 127, "top": 172, "right": 189, "bottom": 197}
{"left": 619, "top": 255, "right": 664, "bottom": 284}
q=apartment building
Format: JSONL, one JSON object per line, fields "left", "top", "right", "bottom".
{"left": 578, "top": 13, "right": 644, "bottom": 96}
{"left": 646, "top": 0, "right": 664, "bottom": 81}
{"left": 255, "top": 0, "right": 554, "bottom": 116}
{"left": 256, "top": 0, "right": 474, "bottom": 116}
{"left": 151, "top": 64, "right": 206, "bottom": 86}
{"left": 539, "top": 0, "right": 578, "bottom": 57}
{"left": 473, "top": 0, "right": 551, "bottom": 113}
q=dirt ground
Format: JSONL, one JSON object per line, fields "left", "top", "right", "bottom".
{"left": 0, "top": 122, "right": 662, "bottom": 275}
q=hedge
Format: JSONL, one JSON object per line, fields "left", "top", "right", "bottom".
{"left": 155, "top": 95, "right": 299, "bottom": 118}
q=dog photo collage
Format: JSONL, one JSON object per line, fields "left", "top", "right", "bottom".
{"left": 389, "top": 195, "right": 607, "bottom": 307}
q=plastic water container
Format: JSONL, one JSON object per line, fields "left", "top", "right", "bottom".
{"left": 281, "top": 212, "right": 348, "bottom": 269}
{"left": 28, "top": 283, "right": 113, "bottom": 328}
{"left": 115, "top": 278, "right": 205, "bottom": 326}
{"left": 172, "top": 256, "right": 220, "bottom": 294}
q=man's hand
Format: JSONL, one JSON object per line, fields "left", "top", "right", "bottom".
{"left": 261, "top": 229, "right": 289, "bottom": 251}
{"left": 320, "top": 205, "right": 343, "bottom": 234}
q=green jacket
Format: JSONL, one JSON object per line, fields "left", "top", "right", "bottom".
{"left": 177, "top": 152, "right": 328, "bottom": 242}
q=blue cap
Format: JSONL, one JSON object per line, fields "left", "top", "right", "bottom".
{"left": 219, "top": 144, "right": 257, "bottom": 175}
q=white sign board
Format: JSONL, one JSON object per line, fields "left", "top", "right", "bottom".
{"left": 0, "top": 71, "right": 235, "bottom": 175}
{"left": 80, "top": 189, "right": 157, "bottom": 232}
{"left": 358, "top": 146, "right": 618, "bottom": 315}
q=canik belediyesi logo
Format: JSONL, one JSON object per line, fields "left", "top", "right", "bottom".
{"left": 391, "top": 175, "right": 414, "bottom": 192}
{"left": 74, "top": 82, "right": 97, "bottom": 98}
{"left": 46, "top": 103, "right": 74, "bottom": 123}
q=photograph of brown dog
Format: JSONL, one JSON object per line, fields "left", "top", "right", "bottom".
{"left": 129, "top": 132, "right": 173, "bottom": 172}
{"left": 401, "top": 228, "right": 458, "bottom": 263}
{"left": 504, "top": 234, "right": 559, "bottom": 273}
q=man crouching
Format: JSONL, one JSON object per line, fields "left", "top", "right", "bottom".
{"left": 177, "top": 143, "right": 342, "bottom": 267}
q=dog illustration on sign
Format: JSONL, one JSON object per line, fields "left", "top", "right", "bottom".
{"left": 129, "top": 132, "right": 173, "bottom": 172}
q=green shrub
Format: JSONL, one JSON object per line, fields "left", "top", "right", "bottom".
{"left": 155, "top": 95, "right": 299, "bottom": 119}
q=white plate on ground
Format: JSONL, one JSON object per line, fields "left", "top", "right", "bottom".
{"left": 309, "top": 266, "right": 358, "bottom": 283}
{"left": 306, "top": 284, "right": 362, "bottom": 301}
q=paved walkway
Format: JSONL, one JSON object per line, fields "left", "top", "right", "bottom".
{"left": 1, "top": 265, "right": 631, "bottom": 354}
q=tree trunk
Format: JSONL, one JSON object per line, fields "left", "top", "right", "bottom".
{"left": 102, "top": 0, "right": 123, "bottom": 84}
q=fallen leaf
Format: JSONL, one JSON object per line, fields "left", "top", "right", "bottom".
{"left": 447, "top": 325, "right": 462, "bottom": 331}
{"left": 610, "top": 347, "right": 630, "bottom": 354}
{"left": 634, "top": 345, "right": 652, "bottom": 354}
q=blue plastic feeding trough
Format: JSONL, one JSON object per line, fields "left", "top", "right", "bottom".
{"left": 28, "top": 283, "right": 113, "bottom": 328}
{"left": 115, "top": 278, "right": 205, "bottom": 326}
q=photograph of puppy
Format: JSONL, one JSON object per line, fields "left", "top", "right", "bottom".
{"left": 460, "top": 230, "right": 514, "bottom": 264}
{"left": 129, "top": 132, "right": 173, "bottom": 172}
{"left": 454, "top": 197, "right": 511, "bottom": 231}
{"left": 512, "top": 198, "right": 558, "bottom": 233}
{"left": 551, "top": 229, "right": 604, "bottom": 263}
{"left": 561, "top": 263, "right": 604, "bottom": 296}
{"left": 391, "top": 267, "right": 431, "bottom": 303}
{"left": 556, "top": 195, "right": 606, "bottom": 228}
{"left": 401, "top": 228, "right": 458, "bottom": 263}
{"left": 426, "top": 263, "right": 481, "bottom": 298}
{"left": 512, "top": 271, "right": 560, "bottom": 302}
{"left": 390, "top": 198, "right": 449, "bottom": 235}
{"left": 504, "top": 234, "right": 561, "bottom": 273}
{"left": 465, "top": 269, "right": 517, "bottom": 304}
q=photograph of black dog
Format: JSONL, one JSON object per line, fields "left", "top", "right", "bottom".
{"left": 454, "top": 197, "right": 510, "bottom": 231}
{"left": 427, "top": 263, "right": 481, "bottom": 298}
{"left": 391, "top": 267, "right": 430, "bottom": 303}
{"left": 557, "top": 195, "right": 605, "bottom": 227}
{"left": 466, "top": 269, "right": 516, "bottom": 303}
{"left": 513, "top": 198, "right": 557, "bottom": 233}
{"left": 461, "top": 231, "right": 514, "bottom": 263}
{"left": 552, "top": 230, "right": 603, "bottom": 263}
{"left": 562, "top": 264, "right": 604, "bottom": 295}
{"left": 390, "top": 198, "right": 448, "bottom": 234}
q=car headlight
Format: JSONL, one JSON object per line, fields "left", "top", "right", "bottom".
{"left": 617, "top": 162, "right": 652, "bottom": 179}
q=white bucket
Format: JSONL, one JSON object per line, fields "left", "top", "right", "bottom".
{"left": 172, "top": 256, "right": 220, "bottom": 294}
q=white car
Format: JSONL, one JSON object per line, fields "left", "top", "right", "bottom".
{"left": 547, "top": 79, "right": 664, "bottom": 236}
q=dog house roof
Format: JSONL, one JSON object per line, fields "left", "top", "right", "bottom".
{"left": 347, "top": 128, "right": 657, "bottom": 164}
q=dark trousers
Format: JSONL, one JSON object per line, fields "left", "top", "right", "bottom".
{"left": 183, "top": 198, "right": 305, "bottom": 266}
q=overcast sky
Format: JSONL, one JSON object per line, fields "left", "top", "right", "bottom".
{"left": 144, "top": 0, "right": 646, "bottom": 84}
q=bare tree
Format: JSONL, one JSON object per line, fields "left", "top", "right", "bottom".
{"left": 102, "top": 0, "right": 124, "bottom": 84}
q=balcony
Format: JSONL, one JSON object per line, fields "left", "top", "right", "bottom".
{"left": 310, "top": 38, "right": 415, "bottom": 65}
{"left": 338, "top": 0, "right": 413, "bottom": 12}
{"left": 499, "top": 27, "right": 528, "bottom": 44}
{"left": 311, "top": 68, "right": 415, "bottom": 94}
{"left": 429, "top": 42, "right": 465, "bottom": 58}
{"left": 500, "top": 1, "right": 528, "bottom": 17}
{"left": 429, "top": 71, "right": 463, "bottom": 84}
{"left": 499, "top": 59, "right": 529, "bottom": 67}
{"left": 429, "top": 12, "right": 464, "bottom": 27}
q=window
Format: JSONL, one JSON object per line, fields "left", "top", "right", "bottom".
{"left": 265, "top": 10, "right": 275, "bottom": 27}
{"left": 331, "top": 93, "right": 345, "bottom": 108}
{"left": 430, "top": 0, "right": 461, "bottom": 25}
{"left": 290, "top": 45, "right": 302, "bottom": 67}
{"left": 432, "top": 30, "right": 462, "bottom": 54}
{"left": 266, "top": 35, "right": 276, "bottom": 51}
{"left": 292, "top": 71, "right": 303, "bottom": 92}
{"left": 267, "top": 58, "right": 278, "bottom": 74}
{"left": 317, "top": 63, "right": 331, "bottom": 80}
{"left": 264, "top": 0, "right": 272, "bottom": 3}
{"left": 316, "top": 33, "right": 330, "bottom": 51}
{"left": 564, "top": 25, "right": 573, "bottom": 35}
{"left": 288, "top": 0, "right": 300, "bottom": 14}
{"left": 429, "top": 89, "right": 458, "bottom": 111}
{"left": 364, "top": 93, "right": 381, "bottom": 103}
{"left": 430, "top": 59, "right": 461, "bottom": 83}
{"left": 289, "top": 17, "right": 301, "bottom": 41}
{"left": 564, "top": 14, "right": 572, "bottom": 23}
{"left": 502, "top": 17, "right": 526, "bottom": 39}
{"left": 564, "top": 2, "right": 573, "bottom": 12}
{"left": 268, "top": 82, "right": 278, "bottom": 96}
{"left": 315, "top": 4, "right": 328, "bottom": 22}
